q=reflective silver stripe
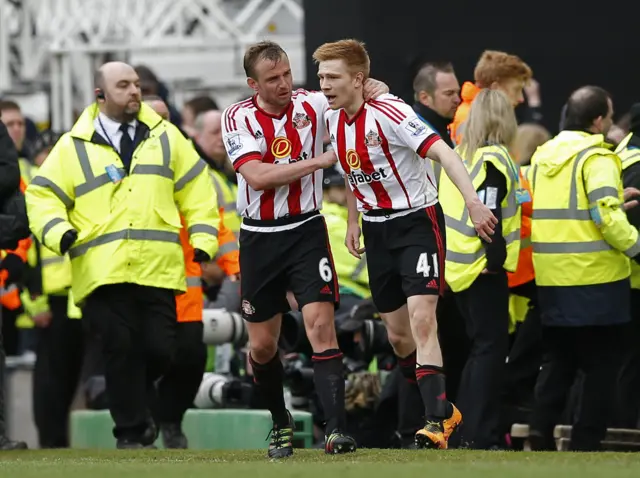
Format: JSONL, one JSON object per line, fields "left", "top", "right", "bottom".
{"left": 467, "top": 156, "right": 486, "bottom": 181}
{"left": 41, "top": 256, "right": 66, "bottom": 266}
{"left": 69, "top": 229, "right": 180, "bottom": 258}
{"left": 531, "top": 147, "right": 596, "bottom": 219}
{"left": 73, "top": 138, "right": 111, "bottom": 198}
{"left": 532, "top": 240, "right": 611, "bottom": 254}
{"left": 131, "top": 165, "right": 173, "bottom": 179}
{"left": 175, "top": 159, "right": 207, "bottom": 192}
{"left": 505, "top": 229, "right": 521, "bottom": 245}
{"left": 520, "top": 236, "right": 532, "bottom": 249}
{"left": 31, "top": 176, "right": 74, "bottom": 208}
{"left": 188, "top": 224, "right": 218, "bottom": 236}
{"left": 186, "top": 276, "right": 201, "bottom": 287}
{"left": 215, "top": 241, "right": 238, "bottom": 257}
{"left": 211, "top": 172, "right": 237, "bottom": 212}
{"left": 588, "top": 186, "right": 618, "bottom": 203}
{"left": 42, "top": 217, "right": 65, "bottom": 244}
{"left": 444, "top": 214, "right": 476, "bottom": 237}
{"left": 622, "top": 152, "right": 640, "bottom": 166}
{"left": 625, "top": 237, "right": 640, "bottom": 258}
{"left": 446, "top": 248, "right": 484, "bottom": 265}
{"left": 532, "top": 209, "right": 591, "bottom": 220}
{"left": 351, "top": 254, "right": 367, "bottom": 280}
{"left": 131, "top": 132, "right": 172, "bottom": 179}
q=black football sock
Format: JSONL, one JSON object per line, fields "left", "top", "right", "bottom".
{"left": 416, "top": 364, "right": 453, "bottom": 421}
{"left": 312, "top": 349, "right": 346, "bottom": 434}
{"left": 249, "top": 352, "right": 289, "bottom": 427}
{"left": 397, "top": 350, "right": 418, "bottom": 384}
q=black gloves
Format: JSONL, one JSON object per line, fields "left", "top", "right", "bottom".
{"left": 193, "top": 248, "right": 211, "bottom": 263}
{"left": 0, "top": 252, "right": 25, "bottom": 285}
{"left": 60, "top": 229, "right": 78, "bottom": 254}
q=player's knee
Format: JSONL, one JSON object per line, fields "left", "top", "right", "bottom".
{"left": 386, "top": 328, "right": 415, "bottom": 357}
{"left": 250, "top": 337, "right": 278, "bottom": 363}
{"left": 302, "top": 303, "right": 337, "bottom": 349}
{"left": 408, "top": 303, "right": 438, "bottom": 344}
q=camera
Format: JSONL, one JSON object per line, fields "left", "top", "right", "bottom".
{"left": 202, "top": 308, "right": 248, "bottom": 346}
{"left": 194, "top": 372, "right": 255, "bottom": 409}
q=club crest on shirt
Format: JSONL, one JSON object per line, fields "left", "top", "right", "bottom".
{"left": 405, "top": 117, "right": 427, "bottom": 137}
{"left": 365, "top": 129, "right": 382, "bottom": 147}
{"left": 292, "top": 112, "right": 311, "bottom": 129}
{"left": 225, "top": 134, "right": 242, "bottom": 155}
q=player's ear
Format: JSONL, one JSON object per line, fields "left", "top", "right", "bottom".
{"left": 247, "top": 77, "right": 259, "bottom": 92}
{"left": 354, "top": 72, "right": 364, "bottom": 89}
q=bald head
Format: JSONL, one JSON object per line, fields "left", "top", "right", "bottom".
{"left": 143, "top": 95, "right": 169, "bottom": 120}
{"left": 94, "top": 61, "right": 142, "bottom": 122}
{"left": 194, "top": 110, "right": 226, "bottom": 163}
{"left": 564, "top": 85, "right": 612, "bottom": 135}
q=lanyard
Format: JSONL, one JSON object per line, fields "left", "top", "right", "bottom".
{"left": 98, "top": 115, "right": 121, "bottom": 153}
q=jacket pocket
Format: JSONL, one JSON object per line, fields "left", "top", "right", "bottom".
{"left": 154, "top": 206, "right": 182, "bottom": 230}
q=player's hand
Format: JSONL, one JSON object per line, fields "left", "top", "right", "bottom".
{"left": 316, "top": 150, "right": 338, "bottom": 169}
{"left": 345, "top": 222, "right": 365, "bottom": 259}
{"left": 363, "top": 78, "right": 389, "bottom": 101}
{"left": 623, "top": 187, "right": 640, "bottom": 211}
{"left": 467, "top": 198, "right": 498, "bottom": 242}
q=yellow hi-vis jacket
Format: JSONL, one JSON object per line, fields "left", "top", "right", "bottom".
{"left": 530, "top": 130, "right": 640, "bottom": 287}
{"left": 25, "top": 103, "right": 220, "bottom": 305}
{"left": 616, "top": 133, "right": 640, "bottom": 289}
{"left": 210, "top": 168, "right": 240, "bottom": 235}
{"left": 440, "top": 144, "right": 522, "bottom": 292}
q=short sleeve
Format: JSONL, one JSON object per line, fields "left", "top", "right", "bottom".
{"left": 221, "top": 105, "right": 262, "bottom": 171}
{"left": 370, "top": 95, "right": 441, "bottom": 158}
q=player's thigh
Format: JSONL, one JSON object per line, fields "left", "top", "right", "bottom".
{"left": 239, "top": 228, "right": 289, "bottom": 323}
{"left": 287, "top": 217, "right": 339, "bottom": 310}
{"left": 361, "top": 219, "right": 405, "bottom": 314}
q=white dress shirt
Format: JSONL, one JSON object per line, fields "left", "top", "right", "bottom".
{"left": 93, "top": 112, "right": 137, "bottom": 153}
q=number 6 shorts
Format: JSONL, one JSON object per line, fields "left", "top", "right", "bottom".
{"left": 238, "top": 215, "right": 339, "bottom": 323}
{"left": 361, "top": 203, "right": 446, "bottom": 314}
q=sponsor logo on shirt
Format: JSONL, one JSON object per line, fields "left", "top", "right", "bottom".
{"left": 271, "top": 137, "right": 292, "bottom": 159}
{"left": 347, "top": 168, "right": 388, "bottom": 186}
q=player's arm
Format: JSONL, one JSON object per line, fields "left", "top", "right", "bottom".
{"left": 344, "top": 176, "right": 365, "bottom": 259}
{"left": 222, "top": 106, "right": 335, "bottom": 191}
{"left": 377, "top": 95, "right": 498, "bottom": 242}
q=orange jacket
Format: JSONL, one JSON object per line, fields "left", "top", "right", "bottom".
{"left": 1, "top": 178, "right": 32, "bottom": 309}
{"left": 451, "top": 82, "right": 481, "bottom": 146}
{"left": 176, "top": 208, "right": 239, "bottom": 322}
{"left": 507, "top": 172, "right": 534, "bottom": 288}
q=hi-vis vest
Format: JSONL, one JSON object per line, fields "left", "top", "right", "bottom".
{"left": 531, "top": 142, "right": 634, "bottom": 287}
{"left": 440, "top": 145, "right": 521, "bottom": 292}
{"left": 25, "top": 103, "right": 220, "bottom": 305}
{"left": 40, "top": 245, "right": 72, "bottom": 295}
{"left": 210, "top": 169, "right": 240, "bottom": 234}
{"left": 323, "top": 202, "right": 370, "bottom": 298}
{"left": 616, "top": 133, "right": 640, "bottom": 289}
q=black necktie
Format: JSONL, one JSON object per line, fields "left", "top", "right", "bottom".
{"left": 119, "top": 123, "right": 134, "bottom": 171}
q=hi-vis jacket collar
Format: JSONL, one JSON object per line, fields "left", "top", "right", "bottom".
{"left": 69, "top": 102, "right": 164, "bottom": 143}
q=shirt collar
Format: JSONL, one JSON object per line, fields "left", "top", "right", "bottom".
{"left": 96, "top": 112, "right": 137, "bottom": 136}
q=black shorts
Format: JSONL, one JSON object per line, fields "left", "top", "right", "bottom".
{"left": 239, "top": 214, "right": 339, "bottom": 323}
{"left": 362, "top": 204, "right": 446, "bottom": 314}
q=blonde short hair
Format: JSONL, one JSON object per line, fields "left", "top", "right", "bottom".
{"left": 459, "top": 89, "right": 518, "bottom": 162}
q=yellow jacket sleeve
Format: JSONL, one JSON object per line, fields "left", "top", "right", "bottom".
{"left": 171, "top": 126, "right": 220, "bottom": 259}
{"left": 584, "top": 153, "right": 640, "bottom": 257}
{"left": 25, "top": 136, "right": 76, "bottom": 255}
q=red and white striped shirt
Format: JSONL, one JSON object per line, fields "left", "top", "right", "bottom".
{"left": 325, "top": 94, "right": 441, "bottom": 220}
{"left": 222, "top": 90, "right": 326, "bottom": 228}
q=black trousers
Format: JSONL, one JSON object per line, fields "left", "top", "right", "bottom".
{"left": 614, "top": 289, "right": 640, "bottom": 428}
{"left": 32, "top": 294, "right": 85, "bottom": 448}
{"left": 530, "top": 324, "right": 625, "bottom": 451}
{"left": 454, "top": 271, "right": 510, "bottom": 449}
{"left": 153, "top": 321, "right": 206, "bottom": 425}
{"left": 83, "top": 283, "right": 177, "bottom": 441}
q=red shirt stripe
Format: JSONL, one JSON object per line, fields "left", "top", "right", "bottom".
{"left": 283, "top": 105, "right": 303, "bottom": 216}
{"left": 376, "top": 120, "right": 411, "bottom": 207}
{"left": 337, "top": 110, "right": 370, "bottom": 209}
{"left": 303, "top": 101, "right": 319, "bottom": 210}
{"left": 355, "top": 109, "right": 393, "bottom": 209}
{"left": 368, "top": 100, "right": 405, "bottom": 124}
{"left": 254, "top": 110, "right": 277, "bottom": 220}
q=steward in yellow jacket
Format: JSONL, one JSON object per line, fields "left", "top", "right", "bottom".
{"left": 24, "top": 61, "right": 220, "bottom": 448}
{"left": 528, "top": 86, "right": 639, "bottom": 452}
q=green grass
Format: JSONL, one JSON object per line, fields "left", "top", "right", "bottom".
{"left": 1, "top": 449, "right": 640, "bottom": 478}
